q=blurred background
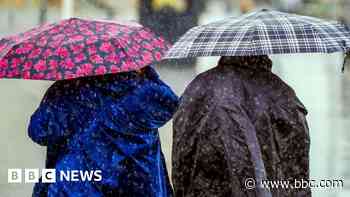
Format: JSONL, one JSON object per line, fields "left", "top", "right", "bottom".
{"left": 0, "top": 0, "right": 350, "bottom": 196}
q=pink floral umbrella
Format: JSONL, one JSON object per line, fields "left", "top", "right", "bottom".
{"left": 0, "top": 18, "right": 170, "bottom": 80}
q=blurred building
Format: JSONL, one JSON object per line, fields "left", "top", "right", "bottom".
{"left": 240, "top": 0, "right": 256, "bottom": 13}
{"left": 0, "top": 0, "right": 26, "bottom": 7}
{"left": 239, "top": 0, "right": 274, "bottom": 13}
{"left": 338, "top": 0, "right": 350, "bottom": 25}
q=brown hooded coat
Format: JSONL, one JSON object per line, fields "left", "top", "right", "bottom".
{"left": 172, "top": 56, "right": 311, "bottom": 197}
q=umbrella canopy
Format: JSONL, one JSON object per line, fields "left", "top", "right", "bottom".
{"left": 164, "top": 9, "right": 350, "bottom": 59}
{"left": 0, "top": 18, "right": 169, "bottom": 80}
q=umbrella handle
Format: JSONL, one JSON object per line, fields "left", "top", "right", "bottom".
{"left": 342, "top": 50, "right": 350, "bottom": 73}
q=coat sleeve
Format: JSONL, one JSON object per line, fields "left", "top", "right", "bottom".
{"left": 88, "top": 81, "right": 178, "bottom": 179}
{"left": 103, "top": 81, "right": 178, "bottom": 131}
{"left": 271, "top": 96, "right": 310, "bottom": 177}
{"left": 28, "top": 98, "right": 71, "bottom": 146}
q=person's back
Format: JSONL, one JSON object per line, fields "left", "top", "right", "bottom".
{"left": 29, "top": 67, "right": 178, "bottom": 197}
{"left": 172, "top": 56, "right": 311, "bottom": 197}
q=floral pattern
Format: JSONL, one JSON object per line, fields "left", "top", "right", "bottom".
{"left": 0, "top": 18, "right": 170, "bottom": 80}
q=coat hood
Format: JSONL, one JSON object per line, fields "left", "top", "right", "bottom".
{"left": 28, "top": 66, "right": 179, "bottom": 146}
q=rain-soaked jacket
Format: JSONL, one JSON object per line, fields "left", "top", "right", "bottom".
{"left": 28, "top": 66, "right": 178, "bottom": 197}
{"left": 172, "top": 56, "right": 311, "bottom": 197}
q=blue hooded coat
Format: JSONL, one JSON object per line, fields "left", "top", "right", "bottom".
{"left": 28, "top": 67, "right": 178, "bottom": 197}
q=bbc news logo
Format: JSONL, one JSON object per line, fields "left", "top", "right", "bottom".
{"left": 8, "top": 169, "right": 102, "bottom": 183}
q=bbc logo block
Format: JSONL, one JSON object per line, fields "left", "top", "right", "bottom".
{"left": 8, "top": 169, "right": 22, "bottom": 183}
{"left": 42, "top": 169, "right": 56, "bottom": 183}
{"left": 8, "top": 169, "right": 56, "bottom": 183}
{"left": 25, "top": 169, "right": 39, "bottom": 183}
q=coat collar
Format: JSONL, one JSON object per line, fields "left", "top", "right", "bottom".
{"left": 218, "top": 55, "right": 272, "bottom": 71}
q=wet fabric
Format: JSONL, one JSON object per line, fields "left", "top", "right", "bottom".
{"left": 28, "top": 66, "right": 178, "bottom": 197}
{"left": 164, "top": 9, "right": 350, "bottom": 59}
{"left": 172, "top": 56, "right": 311, "bottom": 197}
{"left": 0, "top": 18, "right": 169, "bottom": 80}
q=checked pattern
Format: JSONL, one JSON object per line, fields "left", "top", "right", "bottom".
{"left": 165, "top": 9, "right": 350, "bottom": 58}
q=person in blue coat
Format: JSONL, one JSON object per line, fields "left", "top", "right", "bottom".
{"left": 28, "top": 66, "right": 178, "bottom": 197}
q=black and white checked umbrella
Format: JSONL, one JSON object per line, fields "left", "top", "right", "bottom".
{"left": 164, "top": 9, "right": 350, "bottom": 58}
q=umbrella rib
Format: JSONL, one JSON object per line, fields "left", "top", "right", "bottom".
{"left": 247, "top": 11, "right": 268, "bottom": 56}
{"left": 299, "top": 20, "right": 345, "bottom": 53}
{"left": 0, "top": 23, "right": 57, "bottom": 59}
{"left": 165, "top": 9, "right": 350, "bottom": 58}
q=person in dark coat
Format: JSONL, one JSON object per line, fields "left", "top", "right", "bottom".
{"left": 139, "top": 0, "right": 206, "bottom": 44}
{"left": 28, "top": 66, "right": 178, "bottom": 197}
{"left": 138, "top": 0, "right": 207, "bottom": 66}
{"left": 172, "top": 56, "right": 311, "bottom": 197}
